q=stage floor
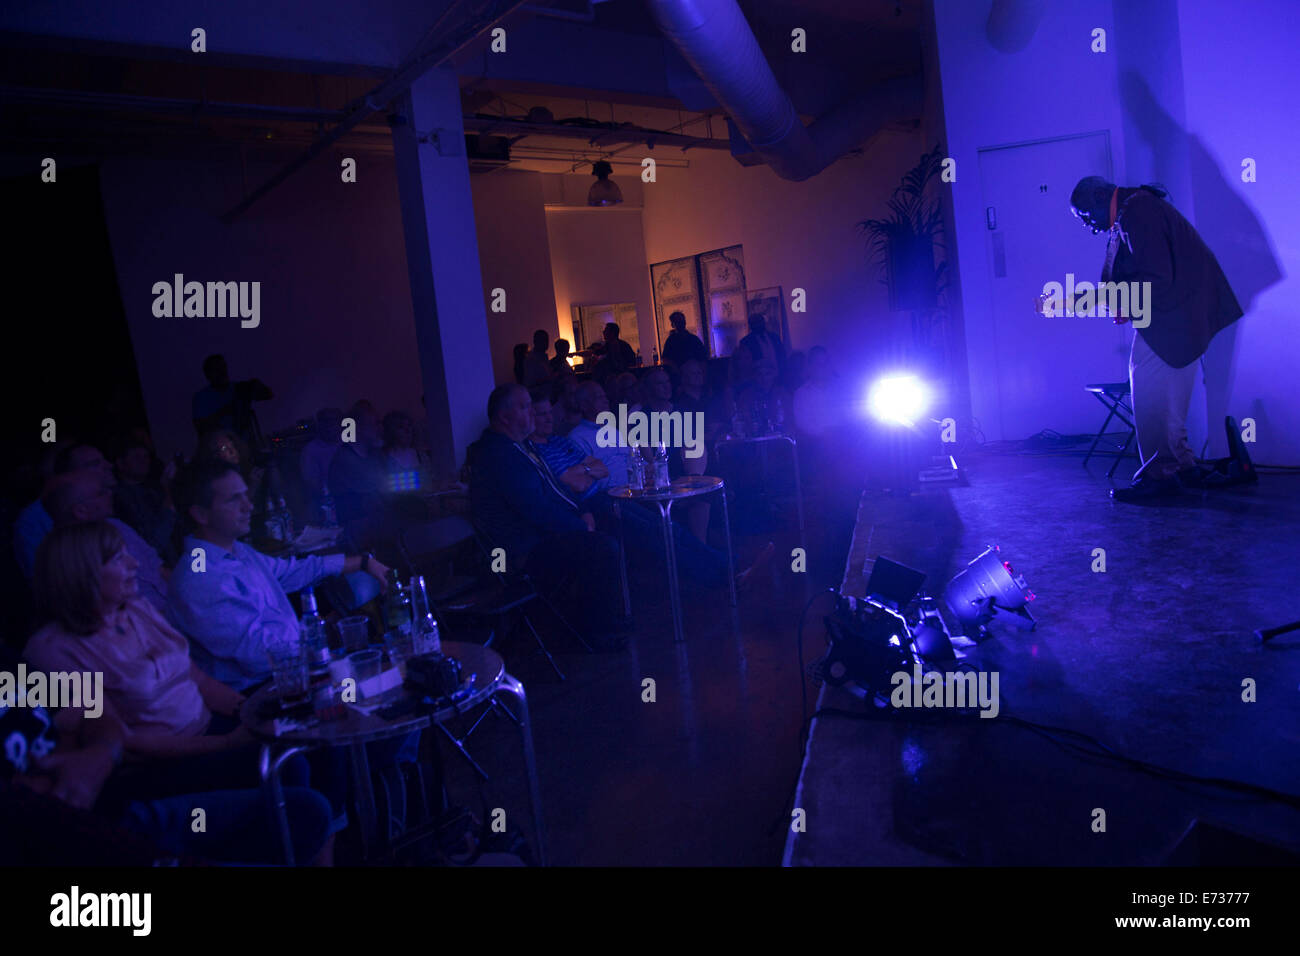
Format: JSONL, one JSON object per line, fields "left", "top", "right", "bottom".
{"left": 785, "top": 450, "right": 1300, "bottom": 865}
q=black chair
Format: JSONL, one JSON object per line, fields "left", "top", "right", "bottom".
{"left": 1082, "top": 382, "right": 1138, "bottom": 477}
{"left": 399, "top": 515, "right": 588, "bottom": 680}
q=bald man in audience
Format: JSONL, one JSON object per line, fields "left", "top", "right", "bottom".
{"left": 42, "top": 471, "right": 170, "bottom": 614}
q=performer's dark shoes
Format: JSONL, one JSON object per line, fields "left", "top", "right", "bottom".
{"left": 1175, "top": 465, "right": 1211, "bottom": 488}
{"left": 1110, "top": 475, "right": 1183, "bottom": 502}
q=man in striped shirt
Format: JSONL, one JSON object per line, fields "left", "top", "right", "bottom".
{"left": 528, "top": 388, "right": 608, "bottom": 502}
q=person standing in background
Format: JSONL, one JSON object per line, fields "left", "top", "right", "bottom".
{"left": 191, "top": 354, "right": 273, "bottom": 451}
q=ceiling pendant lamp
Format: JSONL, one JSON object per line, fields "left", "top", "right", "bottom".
{"left": 586, "top": 160, "right": 623, "bottom": 206}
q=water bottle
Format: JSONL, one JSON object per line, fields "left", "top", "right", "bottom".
{"left": 264, "top": 506, "right": 285, "bottom": 542}
{"left": 652, "top": 348, "right": 659, "bottom": 366}
{"left": 299, "top": 587, "right": 330, "bottom": 669}
{"left": 409, "top": 575, "right": 442, "bottom": 655}
{"left": 277, "top": 497, "right": 294, "bottom": 541}
{"left": 627, "top": 445, "right": 645, "bottom": 492}
{"left": 652, "top": 442, "right": 670, "bottom": 489}
{"left": 773, "top": 396, "right": 785, "bottom": 434}
{"left": 383, "top": 570, "right": 412, "bottom": 636}
{"left": 319, "top": 484, "right": 338, "bottom": 527}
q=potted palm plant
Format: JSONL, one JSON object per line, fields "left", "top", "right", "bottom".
{"left": 858, "top": 143, "right": 949, "bottom": 354}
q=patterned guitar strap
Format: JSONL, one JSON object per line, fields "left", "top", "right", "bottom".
{"left": 1101, "top": 191, "right": 1139, "bottom": 283}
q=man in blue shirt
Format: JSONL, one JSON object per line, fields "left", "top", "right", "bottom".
{"left": 168, "top": 460, "right": 391, "bottom": 691}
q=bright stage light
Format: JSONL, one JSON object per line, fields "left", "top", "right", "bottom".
{"left": 866, "top": 374, "right": 931, "bottom": 427}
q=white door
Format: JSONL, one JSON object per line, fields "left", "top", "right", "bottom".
{"left": 977, "top": 133, "right": 1131, "bottom": 439}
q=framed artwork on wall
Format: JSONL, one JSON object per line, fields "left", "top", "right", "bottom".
{"left": 698, "top": 245, "right": 747, "bottom": 357}
{"left": 650, "top": 256, "right": 704, "bottom": 357}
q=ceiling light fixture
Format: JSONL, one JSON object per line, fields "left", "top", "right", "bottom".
{"left": 586, "top": 159, "right": 623, "bottom": 206}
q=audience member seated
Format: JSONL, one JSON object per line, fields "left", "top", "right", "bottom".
{"left": 661, "top": 311, "right": 709, "bottom": 370}
{"left": 29, "top": 521, "right": 248, "bottom": 755}
{"left": 734, "top": 360, "right": 793, "bottom": 435}
{"left": 43, "top": 470, "right": 170, "bottom": 615}
{"left": 736, "top": 312, "right": 786, "bottom": 379}
{"left": 592, "top": 322, "right": 638, "bottom": 383}
{"left": 112, "top": 435, "right": 178, "bottom": 564}
{"left": 0, "top": 645, "right": 332, "bottom": 866}
{"left": 528, "top": 390, "right": 608, "bottom": 502}
{"left": 523, "top": 329, "right": 552, "bottom": 387}
{"left": 328, "top": 402, "right": 391, "bottom": 554}
{"left": 168, "top": 460, "right": 391, "bottom": 691}
{"left": 197, "top": 428, "right": 267, "bottom": 512}
{"left": 567, "top": 381, "right": 630, "bottom": 486}
{"left": 18, "top": 523, "right": 335, "bottom": 864}
{"left": 13, "top": 442, "right": 117, "bottom": 582}
{"left": 554, "top": 377, "right": 583, "bottom": 436}
{"left": 466, "top": 384, "right": 626, "bottom": 649}
{"left": 300, "top": 406, "right": 343, "bottom": 510}
{"left": 674, "top": 359, "right": 728, "bottom": 444}
{"left": 606, "top": 372, "right": 643, "bottom": 417}
{"left": 382, "top": 410, "right": 421, "bottom": 474}
{"left": 550, "top": 339, "right": 575, "bottom": 379}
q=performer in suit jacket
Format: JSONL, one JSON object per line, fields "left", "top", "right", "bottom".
{"left": 1068, "top": 176, "right": 1244, "bottom": 501}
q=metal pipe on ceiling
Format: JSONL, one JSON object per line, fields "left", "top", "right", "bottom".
{"left": 220, "top": 0, "right": 530, "bottom": 222}
{"left": 647, "top": 0, "right": 923, "bottom": 181}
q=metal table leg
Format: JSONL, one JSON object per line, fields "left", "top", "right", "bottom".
{"left": 613, "top": 501, "right": 631, "bottom": 617}
{"left": 786, "top": 437, "right": 806, "bottom": 545}
{"left": 260, "top": 743, "right": 308, "bottom": 866}
{"left": 660, "top": 501, "right": 686, "bottom": 643}
{"left": 348, "top": 740, "right": 377, "bottom": 860}
{"left": 718, "top": 483, "right": 737, "bottom": 608}
{"left": 495, "top": 673, "right": 547, "bottom": 867}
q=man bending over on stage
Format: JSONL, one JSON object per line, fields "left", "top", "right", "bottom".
{"left": 1067, "top": 176, "right": 1244, "bottom": 502}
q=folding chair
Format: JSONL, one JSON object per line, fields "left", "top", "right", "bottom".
{"left": 1082, "top": 382, "right": 1138, "bottom": 477}
{"left": 402, "top": 515, "right": 587, "bottom": 680}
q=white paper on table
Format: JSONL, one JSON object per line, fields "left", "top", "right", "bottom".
{"left": 292, "top": 525, "right": 343, "bottom": 554}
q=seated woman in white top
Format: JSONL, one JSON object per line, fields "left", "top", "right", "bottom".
{"left": 26, "top": 521, "right": 247, "bottom": 759}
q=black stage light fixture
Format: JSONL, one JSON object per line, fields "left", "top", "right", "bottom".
{"left": 865, "top": 556, "right": 927, "bottom": 610}
{"left": 819, "top": 595, "right": 915, "bottom": 701}
{"left": 943, "top": 545, "right": 1036, "bottom": 637}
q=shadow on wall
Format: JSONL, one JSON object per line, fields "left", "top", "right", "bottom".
{"left": 1120, "top": 71, "right": 1284, "bottom": 451}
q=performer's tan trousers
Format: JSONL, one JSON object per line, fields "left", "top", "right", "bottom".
{"left": 1128, "top": 332, "right": 1198, "bottom": 480}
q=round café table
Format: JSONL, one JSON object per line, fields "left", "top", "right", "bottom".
{"left": 607, "top": 475, "right": 737, "bottom": 643}
{"left": 241, "top": 641, "right": 545, "bottom": 866}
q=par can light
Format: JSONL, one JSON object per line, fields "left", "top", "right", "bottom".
{"left": 943, "top": 545, "right": 1036, "bottom": 635}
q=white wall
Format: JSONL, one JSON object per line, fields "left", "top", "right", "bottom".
{"left": 1173, "top": 0, "right": 1296, "bottom": 464}
{"left": 545, "top": 207, "right": 655, "bottom": 360}
{"left": 640, "top": 133, "right": 926, "bottom": 386}
{"left": 470, "top": 169, "right": 559, "bottom": 386}
{"left": 99, "top": 147, "right": 424, "bottom": 458}
{"left": 932, "top": 0, "right": 1128, "bottom": 442}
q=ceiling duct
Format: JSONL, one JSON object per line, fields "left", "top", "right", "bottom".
{"left": 648, "top": 0, "right": 923, "bottom": 181}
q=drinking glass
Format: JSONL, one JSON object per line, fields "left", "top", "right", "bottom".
{"left": 383, "top": 629, "right": 414, "bottom": 676}
{"left": 349, "top": 649, "right": 383, "bottom": 684}
{"left": 267, "top": 640, "right": 310, "bottom": 704}
{"left": 337, "top": 615, "right": 370, "bottom": 653}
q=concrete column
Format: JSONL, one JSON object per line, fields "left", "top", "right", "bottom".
{"left": 391, "top": 67, "right": 494, "bottom": 476}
